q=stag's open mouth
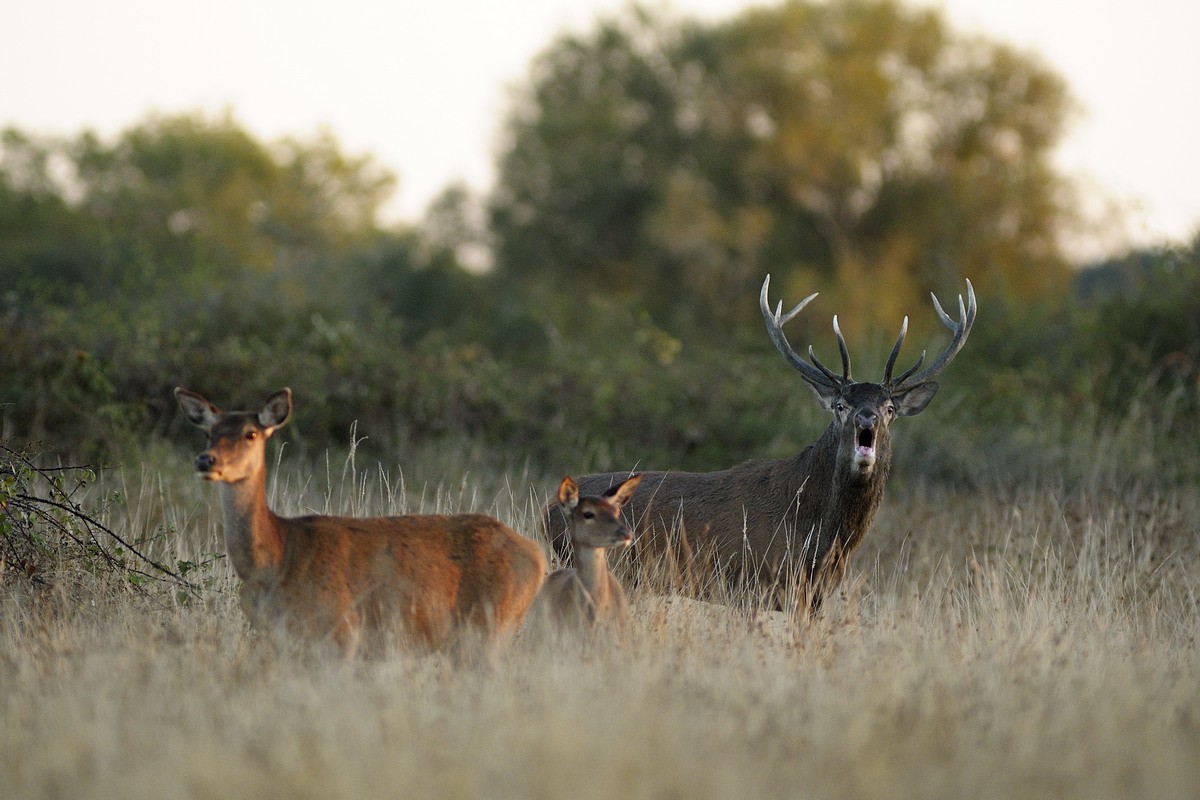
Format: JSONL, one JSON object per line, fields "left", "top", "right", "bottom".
{"left": 854, "top": 428, "right": 876, "bottom": 468}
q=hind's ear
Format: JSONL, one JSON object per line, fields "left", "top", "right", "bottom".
{"left": 258, "top": 388, "right": 292, "bottom": 432}
{"left": 557, "top": 476, "right": 580, "bottom": 510}
{"left": 175, "top": 388, "right": 220, "bottom": 431}
{"left": 606, "top": 474, "right": 642, "bottom": 507}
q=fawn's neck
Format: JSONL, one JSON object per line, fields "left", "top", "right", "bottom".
{"left": 217, "top": 467, "right": 286, "bottom": 579}
{"left": 574, "top": 547, "right": 611, "bottom": 605}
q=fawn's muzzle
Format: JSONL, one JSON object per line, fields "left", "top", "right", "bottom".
{"left": 617, "top": 527, "right": 634, "bottom": 547}
{"left": 195, "top": 452, "right": 216, "bottom": 474}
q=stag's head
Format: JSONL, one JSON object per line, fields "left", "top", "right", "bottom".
{"left": 760, "top": 276, "right": 976, "bottom": 480}
{"left": 175, "top": 388, "right": 293, "bottom": 483}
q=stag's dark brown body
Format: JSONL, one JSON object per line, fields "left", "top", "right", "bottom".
{"left": 548, "top": 384, "right": 896, "bottom": 611}
{"left": 546, "top": 276, "right": 975, "bottom": 614}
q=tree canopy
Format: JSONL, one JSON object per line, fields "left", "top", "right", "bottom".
{"left": 1, "top": 112, "right": 395, "bottom": 306}
{"left": 489, "top": 0, "right": 1077, "bottom": 341}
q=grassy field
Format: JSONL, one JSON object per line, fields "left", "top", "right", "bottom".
{"left": 2, "top": 432, "right": 1199, "bottom": 800}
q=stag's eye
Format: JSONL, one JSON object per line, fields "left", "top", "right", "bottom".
{"left": 885, "top": 404, "right": 896, "bottom": 416}
{"left": 835, "top": 402, "right": 847, "bottom": 413}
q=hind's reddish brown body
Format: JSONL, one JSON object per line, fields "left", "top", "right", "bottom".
{"left": 176, "top": 387, "right": 545, "bottom": 656}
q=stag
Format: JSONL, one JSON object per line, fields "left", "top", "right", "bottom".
{"left": 545, "top": 275, "right": 975, "bottom": 613}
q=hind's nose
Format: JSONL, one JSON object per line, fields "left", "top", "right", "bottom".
{"left": 195, "top": 452, "right": 216, "bottom": 473}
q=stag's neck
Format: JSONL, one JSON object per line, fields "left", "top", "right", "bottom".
{"left": 780, "top": 425, "right": 843, "bottom": 496}
{"left": 217, "top": 469, "right": 287, "bottom": 579}
{"left": 574, "top": 547, "right": 611, "bottom": 604}
{"left": 782, "top": 422, "right": 891, "bottom": 542}
{"left": 827, "top": 426, "right": 891, "bottom": 549}
{"left": 832, "top": 463, "right": 888, "bottom": 546}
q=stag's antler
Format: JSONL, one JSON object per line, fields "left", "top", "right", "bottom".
{"left": 761, "top": 275, "right": 976, "bottom": 393}
{"left": 884, "top": 279, "right": 976, "bottom": 392}
{"left": 760, "top": 275, "right": 852, "bottom": 394}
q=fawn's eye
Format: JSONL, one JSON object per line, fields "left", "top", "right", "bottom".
{"left": 582, "top": 510, "right": 595, "bottom": 519}
{"left": 245, "top": 430, "right": 258, "bottom": 441}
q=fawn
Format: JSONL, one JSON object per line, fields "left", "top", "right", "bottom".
{"left": 175, "top": 387, "right": 546, "bottom": 658}
{"left": 532, "top": 474, "right": 641, "bottom": 639}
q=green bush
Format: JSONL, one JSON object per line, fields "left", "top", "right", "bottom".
{"left": 4, "top": 251, "right": 1198, "bottom": 489}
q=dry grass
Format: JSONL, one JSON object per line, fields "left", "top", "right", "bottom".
{"left": 2, "top": 444, "right": 1199, "bottom": 800}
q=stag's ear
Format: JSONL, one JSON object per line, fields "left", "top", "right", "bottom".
{"left": 258, "top": 388, "right": 292, "bottom": 433}
{"left": 605, "top": 474, "right": 642, "bottom": 507}
{"left": 893, "top": 381, "right": 938, "bottom": 416}
{"left": 175, "top": 388, "right": 220, "bottom": 431}
{"left": 808, "top": 382, "right": 842, "bottom": 413}
{"left": 557, "top": 476, "right": 580, "bottom": 510}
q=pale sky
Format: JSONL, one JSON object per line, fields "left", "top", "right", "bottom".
{"left": 3, "top": 0, "right": 1197, "bottom": 261}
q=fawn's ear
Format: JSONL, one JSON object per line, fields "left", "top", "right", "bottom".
{"left": 174, "top": 388, "right": 220, "bottom": 432}
{"left": 606, "top": 473, "right": 642, "bottom": 507}
{"left": 258, "top": 388, "right": 293, "bottom": 433}
{"left": 557, "top": 476, "right": 580, "bottom": 511}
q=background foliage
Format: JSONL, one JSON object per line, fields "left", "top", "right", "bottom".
{"left": 0, "top": 0, "right": 1196, "bottom": 488}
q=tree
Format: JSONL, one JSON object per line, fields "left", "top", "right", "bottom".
{"left": 490, "top": 8, "right": 688, "bottom": 323}
{"left": 1, "top": 112, "right": 397, "bottom": 305}
{"left": 489, "top": 0, "right": 1077, "bottom": 341}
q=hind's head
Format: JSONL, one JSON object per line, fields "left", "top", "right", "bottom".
{"left": 174, "top": 388, "right": 292, "bottom": 483}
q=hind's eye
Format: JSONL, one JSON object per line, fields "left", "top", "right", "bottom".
{"left": 582, "top": 511, "right": 595, "bottom": 519}
{"left": 245, "top": 430, "right": 258, "bottom": 441}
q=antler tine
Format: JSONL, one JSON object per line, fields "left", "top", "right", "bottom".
{"left": 807, "top": 345, "right": 842, "bottom": 383}
{"left": 778, "top": 295, "right": 816, "bottom": 327}
{"left": 761, "top": 276, "right": 820, "bottom": 324}
{"left": 890, "top": 278, "right": 976, "bottom": 391}
{"left": 882, "top": 316, "right": 908, "bottom": 383}
{"left": 832, "top": 316, "right": 852, "bottom": 381}
{"left": 891, "top": 350, "right": 926, "bottom": 386}
{"left": 760, "top": 274, "right": 844, "bottom": 392}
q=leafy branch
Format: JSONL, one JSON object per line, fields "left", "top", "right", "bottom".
{"left": 0, "top": 443, "right": 202, "bottom": 595}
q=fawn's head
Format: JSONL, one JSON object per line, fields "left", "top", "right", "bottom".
{"left": 175, "top": 388, "right": 292, "bottom": 483}
{"left": 760, "top": 276, "right": 975, "bottom": 480}
{"left": 558, "top": 474, "right": 642, "bottom": 550}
